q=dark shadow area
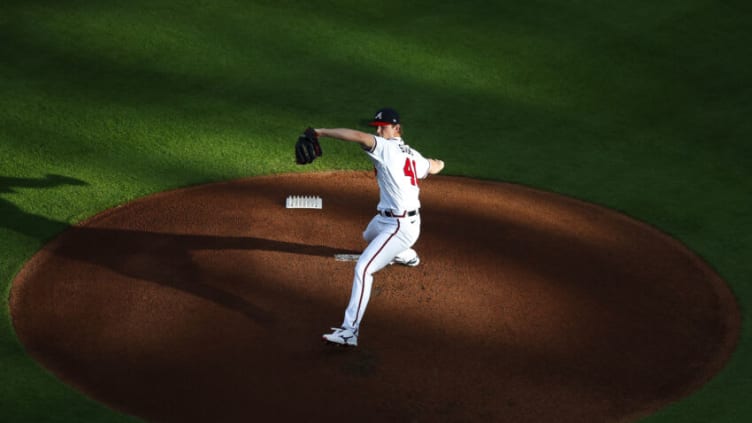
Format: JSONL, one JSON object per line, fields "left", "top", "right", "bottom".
{"left": 0, "top": 174, "right": 87, "bottom": 240}
{"left": 0, "top": 174, "right": 87, "bottom": 193}
{"left": 50, "top": 226, "right": 358, "bottom": 326}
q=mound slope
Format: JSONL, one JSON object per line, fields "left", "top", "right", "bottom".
{"left": 10, "top": 171, "right": 739, "bottom": 422}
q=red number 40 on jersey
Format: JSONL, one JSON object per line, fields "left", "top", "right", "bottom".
{"left": 403, "top": 158, "right": 419, "bottom": 186}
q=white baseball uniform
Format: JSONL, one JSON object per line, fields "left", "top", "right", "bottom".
{"left": 341, "top": 135, "right": 431, "bottom": 334}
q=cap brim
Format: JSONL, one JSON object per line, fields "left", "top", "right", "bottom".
{"left": 368, "top": 121, "right": 393, "bottom": 127}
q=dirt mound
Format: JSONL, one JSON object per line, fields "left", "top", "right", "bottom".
{"left": 10, "top": 171, "right": 739, "bottom": 422}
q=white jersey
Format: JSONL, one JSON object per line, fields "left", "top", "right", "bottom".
{"left": 365, "top": 136, "right": 430, "bottom": 213}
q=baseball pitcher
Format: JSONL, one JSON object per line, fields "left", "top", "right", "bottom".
{"left": 296, "top": 107, "right": 445, "bottom": 347}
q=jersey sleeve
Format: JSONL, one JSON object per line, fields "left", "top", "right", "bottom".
{"left": 365, "top": 135, "right": 385, "bottom": 162}
{"left": 413, "top": 150, "right": 431, "bottom": 180}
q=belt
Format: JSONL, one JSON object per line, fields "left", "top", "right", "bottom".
{"left": 379, "top": 209, "right": 419, "bottom": 218}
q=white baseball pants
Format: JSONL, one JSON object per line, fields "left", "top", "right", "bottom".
{"left": 342, "top": 213, "right": 421, "bottom": 333}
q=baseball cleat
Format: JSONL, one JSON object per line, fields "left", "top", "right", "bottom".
{"left": 322, "top": 327, "right": 358, "bottom": 347}
{"left": 391, "top": 255, "right": 420, "bottom": 267}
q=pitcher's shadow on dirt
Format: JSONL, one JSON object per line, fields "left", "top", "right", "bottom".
{"left": 50, "top": 226, "right": 358, "bottom": 327}
{"left": 2, "top": 173, "right": 356, "bottom": 327}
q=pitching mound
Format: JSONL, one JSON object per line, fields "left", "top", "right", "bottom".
{"left": 10, "top": 171, "right": 739, "bottom": 422}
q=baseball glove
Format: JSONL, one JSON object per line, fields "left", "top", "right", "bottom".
{"left": 295, "top": 127, "right": 322, "bottom": 164}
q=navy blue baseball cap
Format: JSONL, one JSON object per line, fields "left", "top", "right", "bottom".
{"left": 368, "top": 107, "right": 400, "bottom": 126}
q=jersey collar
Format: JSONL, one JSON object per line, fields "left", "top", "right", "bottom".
{"left": 387, "top": 137, "right": 404, "bottom": 144}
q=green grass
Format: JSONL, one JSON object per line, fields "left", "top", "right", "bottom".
{"left": 1, "top": 0, "right": 751, "bottom": 421}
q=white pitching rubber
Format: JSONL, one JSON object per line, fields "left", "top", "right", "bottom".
{"left": 285, "top": 195, "right": 323, "bottom": 209}
{"left": 334, "top": 254, "right": 360, "bottom": 262}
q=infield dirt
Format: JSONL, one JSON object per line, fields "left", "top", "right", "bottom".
{"left": 10, "top": 171, "right": 739, "bottom": 422}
